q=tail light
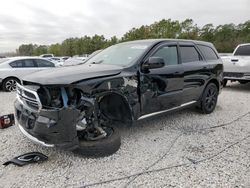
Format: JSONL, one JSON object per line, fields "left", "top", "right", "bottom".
{"left": 0, "top": 114, "right": 15, "bottom": 129}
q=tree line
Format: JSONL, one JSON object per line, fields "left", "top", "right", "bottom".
{"left": 17, "top": 19, "right": 250, "bottom": 56}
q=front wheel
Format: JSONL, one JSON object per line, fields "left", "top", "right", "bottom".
{"left": 3, "top": 78, "right": 20, "bottom": 92}
{"left": 73, "top": 126, "right": 121, "bottom": 157}
{"left": 200, "top": 83, "right": 218, "bottom": 114}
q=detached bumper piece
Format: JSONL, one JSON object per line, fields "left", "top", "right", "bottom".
{"left": 0, "top": 114, "right": 15, "bottom": 129}
{"left": 3, "top": 152, "right": 48, "bottom": 167}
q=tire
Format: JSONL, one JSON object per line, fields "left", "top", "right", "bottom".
{"left": 200, "top": 83, "right": 218, "bottom": 114}
{"left": 3, "top": 78, "right": 20, "bottom": 92}
{"left": 73, "top": 126, "right": 121, "bottom": 157}
{"left": 239, "top": 80, "right": 248, "bottom": 84}
{"left": 222, "top": 79, "right": 227, "bottom": 87}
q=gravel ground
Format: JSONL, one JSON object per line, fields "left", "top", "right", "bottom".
{"left": 0, "top": 82, "right": 250, "bottom": 188}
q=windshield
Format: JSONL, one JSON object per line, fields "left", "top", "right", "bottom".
{"left": 85, "top": 42, "right": 150, "bottom": 66}
{"left": 234, "top": 45, "right": 250, "bottom": 56}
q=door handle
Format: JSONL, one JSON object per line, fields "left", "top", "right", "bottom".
{"left": 231, "top": 59, "right": 239, "bottom": 62}
{"left": 203, "top": 66, "right": 209, "bottom": 69}
{"left": 174, "top": 71, "right": 183, "bottom": 75}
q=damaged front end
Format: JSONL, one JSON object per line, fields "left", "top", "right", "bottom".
{"left": 14, "top": 83, "right": 108, "bottom": 150}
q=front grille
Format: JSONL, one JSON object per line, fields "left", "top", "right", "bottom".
{"left": 223, "top": 72, "right": 244, "bottom": 78}
{"left": 23, "top": 90, "right": 36, "bottom": 99}
{"left": 17, "top": 84, "right": 42, "bottom": 112}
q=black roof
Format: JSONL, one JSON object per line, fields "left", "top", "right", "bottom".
{"left": 121, "top": 39, "right": 214, "bottom": 47}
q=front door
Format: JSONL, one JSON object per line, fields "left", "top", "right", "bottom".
{"left": 139, "top": 42, "right": 184, "bottom": 116}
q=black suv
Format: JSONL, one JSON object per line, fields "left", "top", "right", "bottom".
{"left": 14, "top": 39, "right": 223, "bottom": 156}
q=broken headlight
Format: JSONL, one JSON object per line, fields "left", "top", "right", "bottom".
{"left": 38, "top": 87, "right": 63, "bottom": 109}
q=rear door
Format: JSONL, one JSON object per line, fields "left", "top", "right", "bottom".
{"left": 179, "top": 43, "right": 210, "bottom": 103}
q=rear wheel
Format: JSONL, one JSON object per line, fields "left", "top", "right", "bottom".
{"left": 74, "top": 126, "right": 121, "bottom": 157}
{"left": 200, "top": 83, "right": 218, "bottom": 114}
{"left": 3, "top": 78, "right": 20, "bottom": 92}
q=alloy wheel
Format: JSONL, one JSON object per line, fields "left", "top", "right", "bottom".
{"left": 205, "top": 86, "right": 217, "bottom": 111}
{"left": 5, "top": 79, "right": 17, "bottom": 91}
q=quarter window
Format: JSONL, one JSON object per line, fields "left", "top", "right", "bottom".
{"left": 9, "top": 60, "right": 24, "bottom": 68}
{"left": 198, "top": 45, "right": 218, "bottom": 60}
{"left": 180, "top": 46, "right": 202, "bottom": 63}
{"left": 152, "top": 46, "right": 178, "bottom": 65}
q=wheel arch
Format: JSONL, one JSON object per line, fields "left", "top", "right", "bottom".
{"left": 2, "top": 76, "right": 21, "bottom": 84}
{"left": 206, "top": 78, "right": 220, "bottom": 91}
{"left": 98, "top": 92, "right": 133, "bottom": 124}
{"left": 198, "top": 78, "right": 220, "bottom": 102}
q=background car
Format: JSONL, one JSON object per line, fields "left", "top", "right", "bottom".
{"left": 63, "top": 56, "right": 88, "bottom": 66}
{"left": 222, "top": 43, "right": 250, "bottom": 86}
{"left": 48, "top": 57, "right": 65, "bottom": 66}
{"left": 40, "top": 54, "right": 54, "bottom": 58}
{"left": 63, "top": 50, "right": 102, "bottom": 66}
{"left": 219, "top": 53, "right": 232, "bottom": 57}
{"left": 0, "top": 57, "right": 55, "bottom": 91}
{"left": 61, "top": 56, "right": 70, "bottom": 61}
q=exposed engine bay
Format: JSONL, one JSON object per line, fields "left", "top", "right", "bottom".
{"left": 38, "top": 86, "right": 109, "bottom": 140}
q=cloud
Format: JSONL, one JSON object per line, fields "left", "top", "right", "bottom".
{"left": 0, "top": 0, "right": 249, "bottom": 52}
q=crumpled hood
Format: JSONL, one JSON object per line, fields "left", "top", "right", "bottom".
{"left": 22, "top": 64, "right": 123, "bottom": 85}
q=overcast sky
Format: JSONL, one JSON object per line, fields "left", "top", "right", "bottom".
{"left": 0, "top": 0, "right": 249, "bottom": 52}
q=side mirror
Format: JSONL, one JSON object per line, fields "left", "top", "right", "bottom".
{"left": 143, "top": 57, "right": 165, "bottom": 70}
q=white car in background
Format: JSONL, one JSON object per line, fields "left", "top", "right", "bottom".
{"left": 40, "top": 54, "right": 54, "bottom": 58}
{"left": 48, "top": 57, "right": 65, "bottom": 66}
{"left": 0, "top": 57, "right": 55, "bottom": 91}
{"left": 63, "top": 56, "right": 88, "bottom": 66}
{"left": 222, "top": 43, "right": 250, "bottom": 86}
{"left": 63, "top": 57, "right": 84, "bottom": 66}
{"left": 219, "top": 53, "right": 232, "bottom": 57}
{"left": 63, "top": 51, "right": 102, "bottom": 66}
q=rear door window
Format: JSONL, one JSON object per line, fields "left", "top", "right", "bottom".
{"left": 23, "top": 59, "right": 36, "bottom": 67}
{"left": 180, "top": 46, "right": 202, "bottom": 63}
{"left": 35, "top": 59, "right": 55, "bottom": 67}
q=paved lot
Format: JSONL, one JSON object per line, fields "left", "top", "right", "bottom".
{"left": 0, "top": 82, "right": 250, "bottom": 188}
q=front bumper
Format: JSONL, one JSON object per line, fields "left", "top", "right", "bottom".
{"left": 223, "top": 72, "right": 250, "bottom": 81}
{"left": 18, "top": 123, "right": 54, "bottom": 147}
{"left": 15, "top": 99, "right": 80, "bottom": 150}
